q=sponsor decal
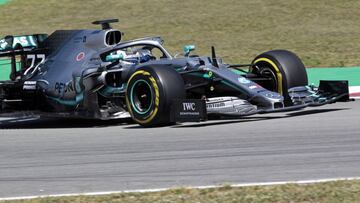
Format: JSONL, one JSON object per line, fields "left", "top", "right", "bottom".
{"left": 238, "top": 77, "right": 251, "bottom": 84}
{"left": 180, "top": 101, "right": 200, "bottom": 115}
{"left": 180, "top": 112, "right": 200, "bottom": 116}
{"left": 0, "top": 36, "right": 37, "bottom": 50}
{"left": 183, "top": 102, "right": 196, "bottom": 111}
{"left": 24, "top": 54, "right": 46, "bottom": 75}
{"left": 171, "top": 99, "right": 207, "bottom": 122}
{"left": 55, "top": 82, "right": 74, "bottom": 94}
{"left": 90, "top": 57, "right": 101, "bottom": 61}
{"left": 76, "top": 52, "right": 85, "bottom": 61}
{"left": 14, "top": 36, "right": 29, "bottom": 46}
{"left": 23, "top": 81, "right": 37, "bottom": 90}
{"left": 206, "top": 102, "right": 226, "bottom": 109}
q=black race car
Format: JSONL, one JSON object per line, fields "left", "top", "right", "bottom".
{"left": 0, "top": 19, "right": 349, "bottom": 126}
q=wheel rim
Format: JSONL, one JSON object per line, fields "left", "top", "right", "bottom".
{"left": 259, "top": 67, "right": 278, "bottom": 92}
{"left": 253, "top": 62, "right": 279, "bottom": 93}
{"left": 130, "top": 79, "right": 153, "bottom": 115}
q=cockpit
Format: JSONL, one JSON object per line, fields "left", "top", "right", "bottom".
{"left": 106, "top": 44, "right": 166, "bottom": 65}
{"left": 101, "top": 37, "right": 172, "bottom": 66}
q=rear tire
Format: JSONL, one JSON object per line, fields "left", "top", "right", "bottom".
{"left": 251, "top": 50, "right": 308, "bottom": 105}
{"left": 126, "top": 66, "right": 185, "bottom": 127}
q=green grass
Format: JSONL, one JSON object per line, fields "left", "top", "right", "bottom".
{"left": 4, "top": 180, "right": 360, "bottom": 203}
{"left": 1, "top": 0, "right": 360, "bottom": 67}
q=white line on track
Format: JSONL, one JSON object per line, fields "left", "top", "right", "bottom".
{"left": 1, "top": 177, "right": 360, "bottom": 201}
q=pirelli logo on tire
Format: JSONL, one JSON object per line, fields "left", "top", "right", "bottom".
{"left": 171, "top": 99, "right": 207, "bottom": 122}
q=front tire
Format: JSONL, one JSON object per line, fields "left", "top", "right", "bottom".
{"left": 251, "top": 50, "right": 308, "bottom": 105}
{"left": 126, "top": 66, "right": 185, "bottom": 127}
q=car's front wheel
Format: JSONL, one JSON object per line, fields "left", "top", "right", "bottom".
{"left": 251, "top": 50, "right": 308, "bottom": 105}
{"left": 126, "top": 66, "right": 185, "bottom": 127}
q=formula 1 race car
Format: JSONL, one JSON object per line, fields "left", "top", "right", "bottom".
{"left": 0, "top": 19, "right": 350, "bottom": 126}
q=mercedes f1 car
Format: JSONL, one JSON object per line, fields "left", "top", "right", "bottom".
{"left": 0, "top": 19, "right": 350, "bottom": 126}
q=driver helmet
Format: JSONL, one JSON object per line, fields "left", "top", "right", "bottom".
{"left": 136, "top": 49, "right": 152, "bottom": 63}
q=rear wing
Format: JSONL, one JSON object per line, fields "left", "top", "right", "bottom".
{"left": 0, "top": 34, "right": 47, "bottom": 51}
{"left": 0, "top": 34, "right": 48, "bottom": 81}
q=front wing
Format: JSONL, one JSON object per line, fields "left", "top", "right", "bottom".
{"left": 171, "top": 80, "right": 351, "bottom": 122}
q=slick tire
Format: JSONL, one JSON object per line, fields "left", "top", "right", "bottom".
{"left": 251, "top": 50, "right": 308, "bottom": 105}
{"left": 126, "top": 66, "right": 185, "bottom": 127}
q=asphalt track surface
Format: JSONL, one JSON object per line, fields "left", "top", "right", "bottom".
{"left": 0, "top": 100, "right": 359, "bottom": 198}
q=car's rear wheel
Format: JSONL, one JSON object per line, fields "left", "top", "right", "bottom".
{"left": 250, "top": 50, "right": 308, "bottom": 105}
{"left": 126, "top": 66, "right": 185, "bottom": 127}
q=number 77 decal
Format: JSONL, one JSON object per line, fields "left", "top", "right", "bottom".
{"left": 24, "top": 54, "right": 46, "bottom": 75}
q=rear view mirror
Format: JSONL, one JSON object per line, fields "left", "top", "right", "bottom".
{"left": 183, "top": 45, "right": 195, "bottom": 57}
{"left": 105, "top": 52, "right": 125, "bottom": 62}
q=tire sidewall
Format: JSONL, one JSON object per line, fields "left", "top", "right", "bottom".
{"left": 126, "top": 69, "right": 162, "bottom": 126}
{"left": 251, "top": 50, "right": 308, "bottom": 104}
{"left": 126, "top": 66, "right": 185, "bottom": 126}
